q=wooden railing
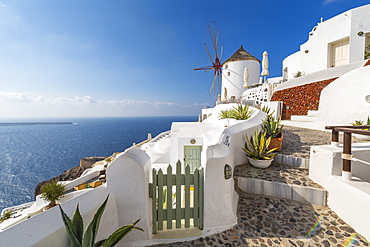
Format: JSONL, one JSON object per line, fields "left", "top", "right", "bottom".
{"left": 325, "top": 125, "right": 370, "bottom": 180}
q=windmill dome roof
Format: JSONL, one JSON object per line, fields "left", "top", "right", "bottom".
{"left": 223, "top": 45, "right": 260, "bottom": 64}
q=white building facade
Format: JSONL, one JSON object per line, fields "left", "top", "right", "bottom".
{"left": 282, "top": 4, "right": 370, "bottom": 81}
{"left": 221, "top": 45, "right": 260, "bottom": 101}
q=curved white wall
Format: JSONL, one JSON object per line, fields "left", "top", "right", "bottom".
{"left": 282, "top": 51, "right": 300, "bottom": 81}
{"left": 317, "top": 65, "right": 370, "bottom": 128}
{"left": 222, "top": 60, "right": 260, "bottom": 100}
{"left": 203, "top": 110, "right": 266, "bottom": 231}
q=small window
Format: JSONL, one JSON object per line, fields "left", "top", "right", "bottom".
{"left": 227, "top": 72, "right": 230, "bottom": 76}
{"left": 224, "top": 64, "right": 228, "bottom": 69}
{"left": 365, "top": 33, "right": 370, "bottom": 60}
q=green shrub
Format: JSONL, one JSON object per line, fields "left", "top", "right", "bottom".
{"left": 40, "top": 180, "right": 66, "bottom": 208}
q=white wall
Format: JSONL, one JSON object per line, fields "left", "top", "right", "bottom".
{"left": 349, "top": 5, "right": 370, "bottom": 63}
{"left": 300, "top": 11, "right": 350, "bottom": 73}
{"left": 309, "top": 144, "right": 370, "bottom": 241}
{"left": 282, "top": 51, "right": 300, "bottom": 81}
{"left": 281, "top": 4, "right": 370, "bottom": 81}
{"left": 275, "top": 60, "right": 365, "bottom": 92}
{"left": 0, "top": 186, "right": 115, "bottom": 247}
{"left": 317, "top": 65, "right": 370, "bottom": 129}
{"left": 106, "top": 147, "right": 152, "bottom": 244}
{"left": 222, "top": 60, "right": 260, "bottom": 100}
{"left": 202, "top": 110, "right": 266, "bottom": 231}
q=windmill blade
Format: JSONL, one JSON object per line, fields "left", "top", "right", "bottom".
{"left": 204, "top": 44, "right": 214, "bottom": 63}
{"left": 193, "top": 66, "right": 213, "bottom": 71}
{"left": 220, "top": 46, "right": 224, "bottom": 65}
{"left": 208, "top": 73, "right": 218, "bottom": 95}
{"left": 208, "top": 22, "right": 219, "bottom": 57}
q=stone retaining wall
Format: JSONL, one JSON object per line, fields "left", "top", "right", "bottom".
{"left": 270, "top": 78, "right": 337, "bottom": 120}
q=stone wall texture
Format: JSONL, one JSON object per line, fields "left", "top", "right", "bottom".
{"left": 270, "top": 78, "right": 338, "bottom": 120}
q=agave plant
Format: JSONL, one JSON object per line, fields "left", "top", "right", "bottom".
{"left": 257, "top": 105, "right": 274, "bottom": 116}
{"left": 219, "top": 109, "right": 235, "bottom": 119}
{"left": 351, "top": 120, "right": 364, "bottom": 126}
{"left": 232, "top": 104, "right": 253, "bottom": 120}
{"left": 59, "top": 195, "right": 143, "bottom": 247}
{"left": 262, "top": 115, "right": 283, "bottom": 138}
{"left": 242, "top": 131, "right": 278, "bottom": 160}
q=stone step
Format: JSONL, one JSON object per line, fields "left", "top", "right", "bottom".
{"left": 290, "top": 115, "right": 318, "bottom": 122}
{"left": 281, "top": 120, "right": 319, "bottom": 130}
{"left": 274, "top": 153, "right": 309, "bottom": 168}
{"left": 234, "top": 163, "right": 327, "bottom": 206}
{"left": 307, "top": 110, "right": 319, "bottom": 117}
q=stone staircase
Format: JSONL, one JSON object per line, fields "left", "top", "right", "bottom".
{"left": 234, "top": 160, "right": 327, "bottom": 206}
{"left": 282, "top": 110, "right": 320, "bottom": 130}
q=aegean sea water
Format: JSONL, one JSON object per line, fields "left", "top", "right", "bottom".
{"left": 0, "top": 116, "right": 196, "bottom": 211}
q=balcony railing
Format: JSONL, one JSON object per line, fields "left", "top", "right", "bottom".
{"left": 325, "top": 125, "right": 370, "bottom": 180}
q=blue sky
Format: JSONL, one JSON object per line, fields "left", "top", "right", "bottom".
{"left": 0, "top": 0, "right": 369, "bottom": 118}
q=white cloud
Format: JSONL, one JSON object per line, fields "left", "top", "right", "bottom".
{"left": 0, "top": 91, "right": 207, "bottom": 118}
{"left": 0, "top": 92, "right": 33, "bottom": 102}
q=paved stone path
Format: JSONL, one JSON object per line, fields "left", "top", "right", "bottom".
{"left": 147, "top": 126, "right": 370, "bottom": 247}
{"left": 149, "top": 192, "right": 369, "bottom": 247}
{"left": 234, "top": 163, "right": 323, "bottom": 189}
{"left": 281, "top": 126, "right": 367, "bottom": 159}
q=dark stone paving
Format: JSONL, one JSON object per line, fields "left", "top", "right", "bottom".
{"left": 147, "top": 126, "right": 370, "bottom": 246}
{"left": 148, "top": 193, "right": 369, "bottom": 247}
{"left": 234, "top": 163, "right": 324, "bottom": 189}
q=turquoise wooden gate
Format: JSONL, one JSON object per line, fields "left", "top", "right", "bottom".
{"left": 149, "top": 161, "right": 204, "bottom": 233}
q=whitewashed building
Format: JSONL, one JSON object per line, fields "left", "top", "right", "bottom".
{"left": 282, "top": 4, "right": 370, "bottom": 81}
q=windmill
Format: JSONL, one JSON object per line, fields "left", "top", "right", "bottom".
{"left": 194, "top": 21, "right": 223, "bottom": 104}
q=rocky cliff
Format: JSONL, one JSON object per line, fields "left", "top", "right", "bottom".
{"left": 34, "top": 156, "right": 107, "bottom": 199}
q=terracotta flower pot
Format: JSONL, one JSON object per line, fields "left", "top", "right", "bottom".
{"left": 268, "top": 134, "right": 283, "bottom": 151}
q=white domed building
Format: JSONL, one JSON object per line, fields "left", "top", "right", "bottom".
{"left": 221, "top": 45, "right": 260, "bottom": 102}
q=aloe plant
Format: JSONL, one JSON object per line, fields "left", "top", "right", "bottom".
{"left": 59, "top": 195, "right": 143, "bottom": 247}
{"left": 257, "top": 105, "right": 274, "bottom": 116}
{"left": 219, "top": 104, "right": 253, "bottom": 120}
{"left": 262, "top": 115, "right": 283, "bottom": 138}
{"left": 232, "top": 104, "right": 253, "bottom": 120}
{"left": 242, "top": 131, "right": 278, "bottom": 160}
{"left": 219, "top": 109, "right": 235, "bottom": 119}
{"left": 351, "top": 120, "right": 364, "bottom": 126}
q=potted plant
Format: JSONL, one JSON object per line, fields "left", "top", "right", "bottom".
{"left": 351, "top": 117, "right": 370, "bottom": 140}
{"left": 262, "top": 115, "right": 284, "bottom": 151}
{"left": 242, "top": 131, "right": 278, "bottom": 168}
{"left": 40, "top": 180, "right": 66, "bottom": 209}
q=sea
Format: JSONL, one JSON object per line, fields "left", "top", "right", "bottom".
{"left": 0, "top": 116, "right": 196, "bottom": 212}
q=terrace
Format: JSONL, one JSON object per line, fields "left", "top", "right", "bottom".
{"left": 147, "top": 126, "right": 370, "bottom": 246}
